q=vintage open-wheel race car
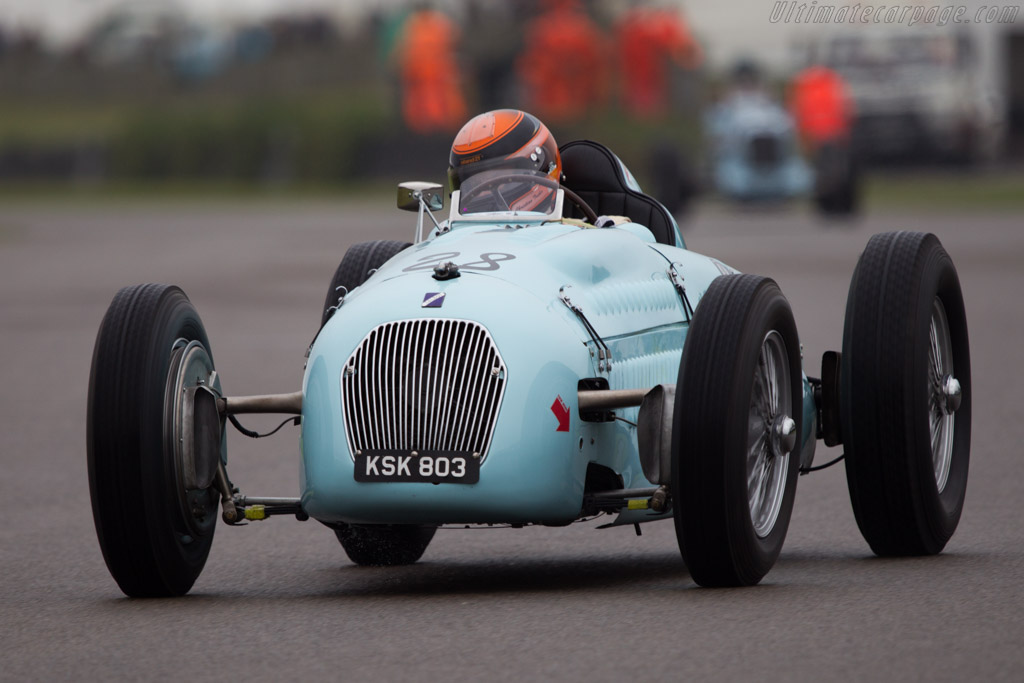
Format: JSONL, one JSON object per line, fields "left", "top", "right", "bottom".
{"left": 87, "top": 140, "right": 970, "bottom": 596}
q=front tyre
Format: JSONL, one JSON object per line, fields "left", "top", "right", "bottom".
{"left": 88, "top": 284, "right": 221, "bottom": 597}
{"left": 334, "top": 524, "right": 436, "bottom": 566}
{"left": 841, "top": 231, "right": 971, "bottom": 556}
{"left": 672, "top": 274, "right": 802, "bottom": 587}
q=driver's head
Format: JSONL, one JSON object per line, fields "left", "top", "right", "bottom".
{"left": 732, "top": 58, "right": 762, "bottom": 90}
{"left": 448, "top": 110, "right": 561, "bottom": 199}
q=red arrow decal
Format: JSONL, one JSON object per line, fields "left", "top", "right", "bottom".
{"left": 551, "top": 395, "right": 570, "bottom": 432}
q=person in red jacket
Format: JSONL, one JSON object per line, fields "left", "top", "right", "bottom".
{"left": 517, "top": 0, "right": 607, "bottom": 122}
{"left": 789, "top": 65, "right": 853, "bottom": 149}
{"left": 397, "top": 7, "right": 467, "bottom": 133}
{"left": 790, "top": 64, "right": 861, "bottom": 214}
{"left": 616, "top": 3, "right": 701, "bottom": 118}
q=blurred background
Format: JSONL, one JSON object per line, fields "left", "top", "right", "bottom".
{"left": 0, "top": 0, "right": 1020, "bottom": 209}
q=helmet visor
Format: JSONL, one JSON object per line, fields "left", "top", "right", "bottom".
{"left": 457, "top": 170, "right": 559, "bottom": 216}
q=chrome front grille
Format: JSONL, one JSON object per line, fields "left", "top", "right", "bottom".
{"left": 341, "top": 319, "right": 507, "bottom": 460}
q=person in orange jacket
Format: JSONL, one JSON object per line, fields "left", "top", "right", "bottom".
{"left": 396, "top": 6, "right": 467, "bottom": 133}
{"left": 790, "top": 64, "right": 861, "bottom": 214}
{"left": 616, "top": 3, "right": 701, "bottom": 118}
{"left": 517, "top": 0, "right": 607, "bottom": 122}
{"left": 789, "top": 65, "right": 853, "bottom": 150}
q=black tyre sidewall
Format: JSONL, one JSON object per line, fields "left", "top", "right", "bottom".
{"left": 673, "top": 275, "right": 802, "bottom": 586}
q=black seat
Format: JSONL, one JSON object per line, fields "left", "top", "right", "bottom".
{"left": 559, "top": 140, "right": 679, "bottom": 246}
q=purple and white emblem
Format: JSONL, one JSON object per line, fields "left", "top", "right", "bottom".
{"left": 422, "top": 292, "right": 446, "bottom": 308}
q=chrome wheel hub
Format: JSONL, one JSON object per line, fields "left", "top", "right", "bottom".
{"left": 771, "top": 415, "right": 797, "bottom": 459}
{"left": 940, "top": 375, "right": 962, "bottom": 415}
{"left": 928, "top": 298, "right": 958, "bottom": 492}
{"left": 747, "top": 330, "right": 792, "bottom": 538}
{"left": 166, "top": 339, "right": 222, "bottom": 535}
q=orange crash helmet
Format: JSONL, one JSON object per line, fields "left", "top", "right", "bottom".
{"left": 448, "top": 110, "right": 562, "bottom": 212}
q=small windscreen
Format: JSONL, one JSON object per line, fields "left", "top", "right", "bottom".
{"left": 457, "top": 170, "right": 559, "bottom": 216}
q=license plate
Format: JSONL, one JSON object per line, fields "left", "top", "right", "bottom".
{"left": 354, "top": 450, "right": 480, "bottom": 484}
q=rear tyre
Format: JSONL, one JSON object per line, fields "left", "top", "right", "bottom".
{"left": 88, "top": 284, "right": 221, "bottom": 597}
{"left": 813, "top": 141, "right": 860, "bottom": 216}
{"left": 321, "top": 240, "right": 411, "bottom": 327}
{"left": 672, "top": 274, "right": 802, "bottom": 587}
{"left": 334, "top": 524, "right": 436, "bottom": 566}
{"left": 841, "top": 231, "right": 971, "bottom": 556}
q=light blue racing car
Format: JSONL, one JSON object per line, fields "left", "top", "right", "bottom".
{"left": 87, "top": 140, "right": 970, "bottom": 595}
{"left": 704, "top": 91, "right": 860, "bottom": 216}
{"left": 706, "top": 91, "right": 814, "bottom": 201}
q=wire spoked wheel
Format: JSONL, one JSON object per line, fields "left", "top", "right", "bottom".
{"left": 928, "top": 298, "right": 959, "bottom": 493}
{"left": 748, "top": 330, "right": 795, "bottom": 539}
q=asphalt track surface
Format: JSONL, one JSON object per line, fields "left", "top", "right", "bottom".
{"left": 1, "top": 198, "right": 1021, "bottom": 681}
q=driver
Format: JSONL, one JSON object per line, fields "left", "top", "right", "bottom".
{"left": 448, "top": 109, "right": 562, "bottom": 214}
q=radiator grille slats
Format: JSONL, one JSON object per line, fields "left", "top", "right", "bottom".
{"left": 342, "top": 319, "right": 506, "bottom": 460}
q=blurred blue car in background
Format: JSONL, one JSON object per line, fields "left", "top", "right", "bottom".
{"left": 705, "top": 90, "right": 813, "bottom": 202}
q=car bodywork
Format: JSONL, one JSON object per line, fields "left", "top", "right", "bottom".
{"left": 300, "top": 174, "right": 816, "bottom": 528}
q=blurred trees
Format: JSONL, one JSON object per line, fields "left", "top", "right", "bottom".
{"left": 0, "top": 1, "right": 703, "bottom": 188}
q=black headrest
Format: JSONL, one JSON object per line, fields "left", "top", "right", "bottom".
{"left": 559, "top": 140, "right": 678, "bottom": 246}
